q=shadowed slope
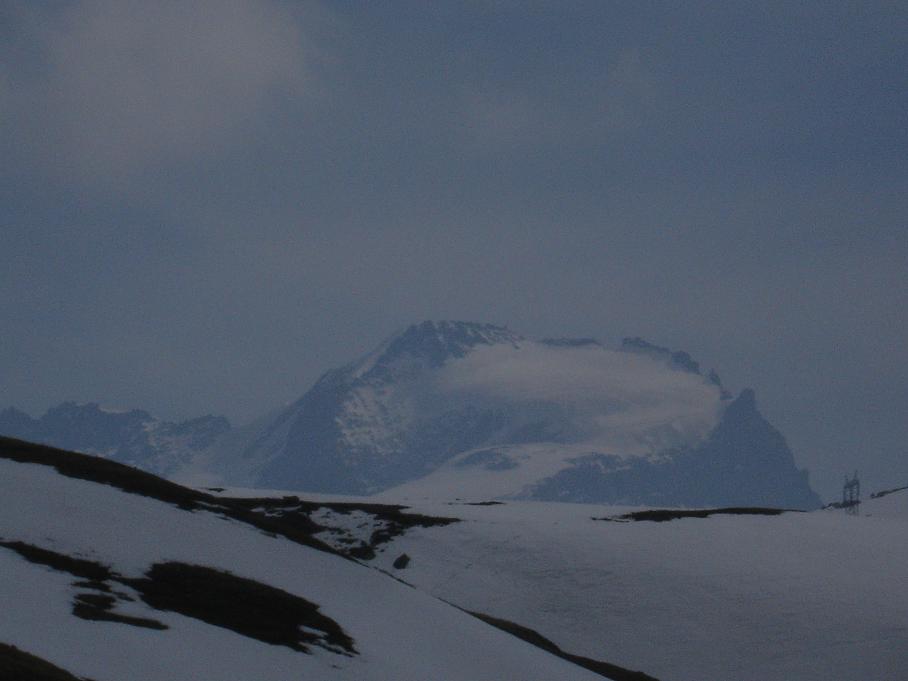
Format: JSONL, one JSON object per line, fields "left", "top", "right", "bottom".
{"left": 0, "top": 643, "right": 97, "bottom": 681}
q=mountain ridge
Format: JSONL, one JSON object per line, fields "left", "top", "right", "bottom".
{"left": 0, "top": 402, "right": 230, "bottom": 477}
{"left": 243, "top": 321, "right": 820, "bottom": 508}
{"left": 0, "top": 321, "right": 821, "bottom": 508}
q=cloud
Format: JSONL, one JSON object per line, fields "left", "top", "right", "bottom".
{"left": 2, "top": 0, "right": 323, "bottom": 184}
{"left": 434, "top": 343, "right": 722, "bottom": 454}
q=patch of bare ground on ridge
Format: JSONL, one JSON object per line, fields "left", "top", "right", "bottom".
{"left": 0, "top": 540, "right": 355, "bottom": 655}
{"left": 595, "top": 507, "right": 798, "bottom": 522}
{"left": 870, "top": 484, "right": 908, "bottom": 499}
{"left": 0, "top": 436, "right": 456, "bottom": 560}
{"left": 225, "top": 496, "right": 459, "bottom": 560}
{"left": 469, "top": 612, "right": 660, "bottom": 681}
{"left": 0, "top": 539, "right": 167, "bottom": 631}
{"left": 0, "top": 436, "right": 458, "bottom": 655}
{"left": 0, "top": 642, "right": 98, "bottom": 681}
{"left": 123, "top": 563, "right": 356, "bottom": 655}
{"left": 0, "top": 437, "right": 360, "bottom": 654}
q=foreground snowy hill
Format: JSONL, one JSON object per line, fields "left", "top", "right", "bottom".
{"left": 196, "top": 479, "right": 908, "bottom": 681}
{"left": 0, "top": 436, "right": 622, "bottom": 681}
{"left": 4, "top": 434, "right": 903, "bottom": 680}
{"left": 216, "top": 321, "right": 820, "bottom": 508}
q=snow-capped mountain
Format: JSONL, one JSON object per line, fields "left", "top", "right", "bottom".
{"left": 227, "top": 321, "right": 820, "bottom": 508}
{"left": 0, "top": 321, "right": 822, "bottom": 508}
{"left": 0, "top": 402, "right": 230, "bottom": 477}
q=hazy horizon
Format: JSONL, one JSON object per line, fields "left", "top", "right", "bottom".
{"left": 2, "top": 2, "right": 906, "bottom": 501}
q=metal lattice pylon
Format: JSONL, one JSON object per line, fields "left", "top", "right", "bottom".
{"left": 843, "top": 471, "right": 860, "bottom": 515}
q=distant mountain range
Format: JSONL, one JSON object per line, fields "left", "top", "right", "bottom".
{"left": 0, "top": 402, "right": 229, "bottom": 477}
{"left": 0, "top": 321, "right": 822, "bottom": 509}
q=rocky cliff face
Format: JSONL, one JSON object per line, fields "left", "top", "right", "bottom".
{"left": 530, "top": 388, "right": 821, "bottom": 508}
{"left": 254, "top": 321, "right": 525, "bottom": 493}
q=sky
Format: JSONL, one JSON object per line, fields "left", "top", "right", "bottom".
{"left": 1, "top": 1, "right": 906, "bottom": 500}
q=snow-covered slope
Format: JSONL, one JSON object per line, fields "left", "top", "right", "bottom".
{"left": 226, "top": 321, "right": 820, "bottom": 508}
{"left": 6, "top": 434, "right": 901, "bottom": 680}
{"left": 863, "top": 483, "right": 908, "bottom": 519}
{"left": 0, "top": 437, "right": 616, "bottom": 681}
{"left": 363, "top": 490, "right": 908, "bottom": 681}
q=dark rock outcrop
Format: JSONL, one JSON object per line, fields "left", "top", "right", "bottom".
{"left": 531, "top": 389, "right": 821, "bottom": 509}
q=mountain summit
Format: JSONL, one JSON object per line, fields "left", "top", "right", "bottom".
{"left": 0, "top": 322, "right": 821, "bottom": 508}
{"left": 226, "top": 321, "right": 820, "bottom": 508}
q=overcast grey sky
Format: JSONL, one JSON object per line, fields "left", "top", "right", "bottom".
{"left": 2, "top": 1, "right": 906, "bottom": 500}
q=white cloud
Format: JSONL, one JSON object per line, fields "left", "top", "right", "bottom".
{"left": 435, "top": 342, "right": 722, "bottom": 454}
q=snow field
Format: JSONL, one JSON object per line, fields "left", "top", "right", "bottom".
{"left": 366, "top": 495, "right": 908, "bottom": 681}
{"left": 0, "top": 459, "right": 608, "bottom": 681}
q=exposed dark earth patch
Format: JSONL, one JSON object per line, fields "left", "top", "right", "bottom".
{"left": 0, "top": 438, "right": 335, "bottom": 557}
{"left": 123, "top": 563, "right": 356, "bottom": 655}
{"left": 468, "top": 611, "right": 660, "bottom": 681}
{"left": 822, "top": 500, "right": 859, "bottom": 510}
{"left": 71, "top": 592, "right": 167, "bottom": 630}
{"left": 0, "top": 541, "right": 355, "bottom": 656}
{"left": 0, "top": 436, "right": 213, "bottom": 511}
{"left": 1, "top": 437, "right": 457, "bottom": 563}
{"left": 0, "top": 642, "right": 97, "bottom": 681}
{"left": 227, "top": 496, "right": 458, "bottom": 561}
{"left": 0, "top": 541, "right": 112, "bottom": 582}
{"left": 870, "top": 484, "right": 908, "bottom": 499}
{"left": 595, "top": 507, "right": 795, "bottom": 523}
{"left": 0, "top": 540, "right": 167, "bottom": 631}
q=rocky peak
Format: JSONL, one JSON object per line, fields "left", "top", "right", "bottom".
{"left": 731, "top": 387, "right": 757, "bottom": 410}
{"left": 0, "top": 401, "right": 232, "bottom": 477}
{"left": 621, "top": 337, "right": 702, "bottom": 374}
{"left": 540, "top": 337, "right": 602, "bottom": 348}
{"left": 42, "top": 401, "right": 152, "bottom": 425}
{"left": 374, "top": 321, "right": 522, "bottom": 369}
{"left": 621, "top": 336, "right": 731, "bottom": 398}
